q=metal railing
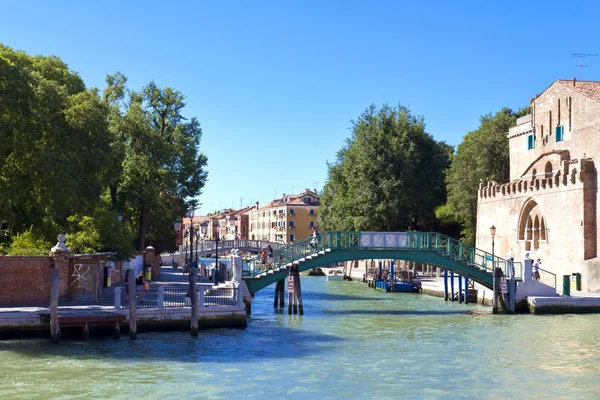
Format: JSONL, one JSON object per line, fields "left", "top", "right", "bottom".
{"left": 204, "top": 287, "right": 238, "bottom": 306}
{"left": 118, "top": 287, "right": 239, "bottom": 308}
{"left": 537, "top": 267, "right": 556, "bottom": 288}
{"left": 121, "top": 290, "right": 159, "bottom": 309}
{"left": 164, "top": 288, "right": 190, "bottom": 307}
{"left": 242, "top": 231, "right": 523, "bottom": 283}
{"left": 179, "top": 239, "right": 284, "bottom": 255}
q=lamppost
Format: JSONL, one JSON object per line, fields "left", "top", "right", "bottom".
{"left": 174, "top": 211, "right": 199, "bottom": 269}
{"left": 201, "top": 220, "right": 219, "bottom": 283}
{"left": 173, "top": 213, "right": 199, "bottom": 337}
{"left": 490, "top": 224, "right": 498, "bottom": 314}
{"left": 173, "top": 218, "right": 181, "bottom": 268}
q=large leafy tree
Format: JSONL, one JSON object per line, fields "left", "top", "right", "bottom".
{"left": 117, "top": 82, "right": 208, "bottom": 251}
{"left": 1, "top": 44, "right": 208, "bottom": 256}
{"left": 0, "top": 44, "right": 114, "bottom": 240}
{"left": 319, "top": 104, "right": 451, "bottom": 232}
{"left": 444, "top": 107, "right": 530, "bottom": 243}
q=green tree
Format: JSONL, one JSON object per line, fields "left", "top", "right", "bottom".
{"left": 444, "top": 107, "right": 529, "bottom": 243}
{"left": 319, "top": 104, "right": 451, "bottom": 232}
{"left": 0, "top": 44, "right": 114, "bottom": 240}
{"left": 117, "top": 82, "right": 208, "bottom": 251}
{"left": 66, "top": 208, "right": 136, "bottom": 259}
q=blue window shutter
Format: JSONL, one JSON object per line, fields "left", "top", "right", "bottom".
{"left": 556, "top": 126, "right": 563, "bottom": 142}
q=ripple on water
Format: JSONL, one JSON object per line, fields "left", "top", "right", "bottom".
{"left": 2, "top": 277, "right": 600, "bottom": 399}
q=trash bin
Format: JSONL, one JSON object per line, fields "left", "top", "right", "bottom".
{"left": 571, "top": 273, "right": 582, "bottom": 291}
{"left": 562, "top": 275, "right": 571, "bottom": 296}
{"left": 144, "top": 264, "right": 152, "bottom": 281}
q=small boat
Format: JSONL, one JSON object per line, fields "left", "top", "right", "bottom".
{"left": 326, "top": 268, "right": 345, "bottom": 281}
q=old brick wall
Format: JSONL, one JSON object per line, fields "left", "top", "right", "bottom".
{"left": 509, "top": 81, "right": 600, "bottom": 182}
{"left": 0, "top": 256, "right": 58, "bottom": 305}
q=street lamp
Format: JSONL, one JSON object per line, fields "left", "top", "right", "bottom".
{"left": 490, "top": 224, "right": 498, "bottom": 314}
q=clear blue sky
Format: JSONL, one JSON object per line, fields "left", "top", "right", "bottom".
{"left": 2, "top": 0, "right": 599, "bottom": 215}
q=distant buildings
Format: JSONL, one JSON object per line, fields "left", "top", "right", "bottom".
{"left": 477, "top": 78, "right": 600, "bottom": 292}
{"left": 249, "top": 189, "right": 320, "bottom": 243}
{"left": 181, "top": 188, "right": 320, "bottom": 245}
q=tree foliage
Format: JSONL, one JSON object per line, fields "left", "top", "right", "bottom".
{"left": 444, "top": 107, "right": 529, "bottom": 243}
{"left": 66, "top": 208, "right": 137, "bottom": 259}
{"left": 319, "top": 104, "right": 451, "bottom": 232}
{"left": 0, "top": 44, "right": 208, "bottom": 255}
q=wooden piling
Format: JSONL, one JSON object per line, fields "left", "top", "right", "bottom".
{"left": 287, "top": 274, "right": 293, "bottom": 315}
{"left": 458, "top": 274, "right": 463, "bottom": 303}
{"left": 443, "top": 270, "right": 448, "bottom": 301}
{"left": 82, "top": 322, "right": 90, "bottom": 340}
{"left": 128, "top": 268, "right": 137, "bottom": 340}
{"left": 292, "top": 267, "right": 298, "bottom": 314}
{"left": 113, "top": 321, "right": 121, "bottom": 340}
{"left": 464, "top": 276, "right": 469, "bottom": 304}
{"left": 294, "top": 267, "right": 304, "bottom": 315}
{"left": 274, "top": 280, "right": 282, "bottom": 308}
{"left": 279, "top": 280, "right": 285, "bottom": 308}
{"left": 492, "top": 267, "right": 499, "bottom": 314}
{"left": 450, "top": 271, "right": 455, "bottom": 301}
{"left": 50, "top": 267, "right": 60, "bottom": 344}
{"left": 190, "top": 269, "right": 198, "bottom": 337}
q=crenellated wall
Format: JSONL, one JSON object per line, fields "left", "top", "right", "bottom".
{"left": 476, "top": 158, "right": 598, "bottom": 292}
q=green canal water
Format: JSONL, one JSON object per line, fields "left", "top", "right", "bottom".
{"left": 2, "top": 277, "right": 600, "bottom": 399}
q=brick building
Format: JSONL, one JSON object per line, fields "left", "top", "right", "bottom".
{"left": 477, "top": 79, "right": 600, "bottom": 292}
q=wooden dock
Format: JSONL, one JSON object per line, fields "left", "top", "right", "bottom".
{"left": 39, "top": 310, "right": 125, "bottom": 340}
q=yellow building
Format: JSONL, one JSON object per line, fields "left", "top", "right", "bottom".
{"left": 249, "top": 189, "right": 320, "bottom": 243}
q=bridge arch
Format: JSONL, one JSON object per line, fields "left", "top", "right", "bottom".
{"left": 243, "top": 232, "right": 518, "bottom": 295}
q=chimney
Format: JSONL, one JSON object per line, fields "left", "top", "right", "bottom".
{"left": 574, "top": 77, "right": 576, "bottom": 86}
{"left": 255, "top": 201, "right": 259, "bottom": 210}
{"left": 313, "top": 188, "right": 317, "bottom": 194}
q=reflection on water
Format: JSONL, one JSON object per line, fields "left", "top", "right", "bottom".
{"left": 2, "top": 277, "right": 600, "bottom": 399}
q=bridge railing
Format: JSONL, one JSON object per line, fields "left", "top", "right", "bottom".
{"left": 242, "top": 231, "right": 523, "bottom": 281}
{"left": 538, "top": 267, "right": 556, "bottom": 288}
{"left": 180, "top": 240, "right": 284, "bottom": 256}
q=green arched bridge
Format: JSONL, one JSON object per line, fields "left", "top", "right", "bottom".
{"left": 242, "top": 231, "right": 522, "bottom": 294}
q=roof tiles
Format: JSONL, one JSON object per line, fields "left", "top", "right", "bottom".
{"left": 557, "top": 79, "right": 600, "bottom": 103}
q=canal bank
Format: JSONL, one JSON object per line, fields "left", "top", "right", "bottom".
{"left": 0, "top": 266, "right": 247, "bottom": 339}
{"left": 344, "top": 260, "right": 600, "bottom": 314}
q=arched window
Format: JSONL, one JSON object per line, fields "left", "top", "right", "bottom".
{"left": 545, "top": 161, "right": 552, "bottom": 177}
{"left": 540, "top": 218, "right": 546, "bottom": 241}
{"left": 533, "top": 216, "right": 540, "bottom": 250}
{"left": 518, "top": 199, "right": 547, "bottom": 252}
{"left": 532, "top": 168, "right": 537, "bottom": 181}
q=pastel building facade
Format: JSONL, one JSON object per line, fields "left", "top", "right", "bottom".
{"left": 249, "top": 189, "right": 320, "bottom": 243}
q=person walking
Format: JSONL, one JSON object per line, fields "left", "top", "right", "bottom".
{"left": 261, "top": 248, "right": 267, "bottom": 270}
{"left": 532, "top": 258, "right": 541, "bottom": 281}
{"left": 135, "top": 271, "right": 147, "bottom": 303}
{"left": 310, "top": 227, "right": 319, "bottom": 251}
{"left": 266, "top": 244, "right": 273, "bottom": 266}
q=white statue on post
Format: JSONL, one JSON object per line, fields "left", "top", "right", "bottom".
{"left": 230, "top": 249, "right": 243, "bottom": 285}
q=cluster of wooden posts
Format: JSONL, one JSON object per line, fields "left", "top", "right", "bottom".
{"left": 272, "top": 266, "right": 304, "bottom": 315}
{"left": 443, "top": 270, "right": 471, "bottom": 304}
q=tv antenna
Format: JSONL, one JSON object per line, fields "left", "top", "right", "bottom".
{"left": 572, "top": 52, "right": 598, "bottom": 80}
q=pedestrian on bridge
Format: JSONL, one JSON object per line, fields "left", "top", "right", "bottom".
{"left": 267, "top": 244, "right": 273, "bottom": 266}
{"left": 261, "top": 248, "right": 267, "bottom": 270}
{"left": 310, "top": 227, "right": 319, "bottom": 251}
{"left": 533, "top": 259, "right": 541, "bottom": 281}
